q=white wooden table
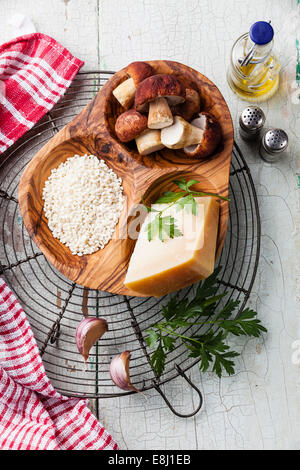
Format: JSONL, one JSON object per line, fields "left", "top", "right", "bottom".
{"left": 1, "top": 0, "right": 300, "bottom": 450}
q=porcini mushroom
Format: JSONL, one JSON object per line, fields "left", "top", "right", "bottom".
{"left": 135, "top": 129, "right": 164, "bottom": 155}
{"left": 184, "top": 112, "right": 221, "bottom": 158}
{"left": 115, "top": 110, "right": 164, "bottom": 155}
{"left": 135, "top": 74, "right": 186, "bottom": 129}
{"left": 161, "top": 116, "right": 204, "bottom": 149}
{"left": 113, "top": 61, "right": 153, "bottom": 109}
{"left": 172, "top": 88, "right": 201, "bottom": 121}
{"left": 115, "top": 110, "right": 148, "bottom": 142}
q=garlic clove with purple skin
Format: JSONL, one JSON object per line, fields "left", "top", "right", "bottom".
{"left": 110, "top": 351, "right": 139, "bottom": 392}
{"left": 76, "top": 317, "right": 108, "bottom": 362}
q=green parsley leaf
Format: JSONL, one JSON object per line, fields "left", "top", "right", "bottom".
{"left": 145, "top": 329, "right": 159, "bottom": 348}
{"left": 144, "top": 179, "right": 229, "bottom": 242}
{"left": 186, "top": 179, "right": 200, "bottom": 188}
{"left": 173, "top": 178, "right": 190, "bottom": 191}
{"left": 146, "top": 214, "right": 182, "bottom": 242}
{"left": 156, "top": 191, "right": 184, "bottom": 204}
{"left": 145, "top": 268, "right": 267, "bottom": 378}
{"left": 175, "top": 195, "right": 198, "bottom": 216}
{"left": 150, "top": 341, "right": 165, "bottom": 377}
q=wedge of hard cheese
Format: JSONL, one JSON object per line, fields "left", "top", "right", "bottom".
{"left": 124, "top": 197, "right": 219, "bottom": 297}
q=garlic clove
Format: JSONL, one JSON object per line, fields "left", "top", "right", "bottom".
{"left": 110, "top": 350, "right": 139, "bottom": 392}
{"left": 76, "top": 317, "right": 108, "bottom": 362}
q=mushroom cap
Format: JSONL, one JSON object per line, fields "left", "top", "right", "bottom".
{"left": 126, "top": 62, "right": 153, "bottom": 87}
{"left": 184, "top": 112, "right": 221, "bottom": 158}
{"left": 115, "top": 110, "right": 148, "bottom": 142}
{"left": 172, "top": 88, "right": 201, "bottom": 121}
{"left": 135, "top": 74, "right": 186, "bottom": 112}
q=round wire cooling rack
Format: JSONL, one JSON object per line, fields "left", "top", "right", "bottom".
{"left": 0, "top": 71, "right": 260, "bottom": 418}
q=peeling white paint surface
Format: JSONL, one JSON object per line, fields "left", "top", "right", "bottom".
{"left": 0, "top": 0, "right": 300, "bottom": 450}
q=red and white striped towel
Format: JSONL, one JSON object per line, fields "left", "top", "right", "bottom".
{"left": 0, "top": 32, "right": 84, "bottom": 154}
{"left": 0, "top": 278, "right": 118, "bottom": 450}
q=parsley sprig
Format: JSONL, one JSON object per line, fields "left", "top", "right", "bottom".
{"left": 145, "top": 268, "right": 267, "bottom": 378}
{"left": 144, "top": 179, "right": 229, "bottom": 242}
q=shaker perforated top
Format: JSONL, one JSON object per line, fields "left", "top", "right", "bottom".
{"left": 250, "top": 21, "right": 274, "bottom": 45}
{"left": 240, "top": 106, "right": 265, "bottom": 133}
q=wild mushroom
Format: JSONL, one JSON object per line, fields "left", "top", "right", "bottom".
{"left": 135, "top": 74, "right": 186, "bottom": 129}
{"left": 115, "top": 110, "right": 164, "bottom": 155}
{"left": 135, "top": 129, "right": 164, "bottom": 155}
{"left": 172, "top": 88, "right": 201, "bottom": 121}
{"left": 115, "top": 110, "right": 148, "bottom": 142}
{"left": 112, "top": 61, "right": 153, "bottom": 109}
{"left": 184, "top": 112, "right": 221, "bottom": 158}
{"left": 161, "top": 116, "right": 204, "bottom": 149}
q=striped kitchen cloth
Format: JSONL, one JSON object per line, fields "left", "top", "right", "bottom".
{"left": 0, "top": 278, "right": 118, "bottom": 450}
{"left": 0, "top": 32, "right": 84, "bottom": 154}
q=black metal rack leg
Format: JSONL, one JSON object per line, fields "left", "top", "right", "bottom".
{"left": 152, "top": 365, "right": 203, "bottom": 418}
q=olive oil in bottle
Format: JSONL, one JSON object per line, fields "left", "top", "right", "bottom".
{"left": 227, "top": 21, "right": 280, "bottom": 102}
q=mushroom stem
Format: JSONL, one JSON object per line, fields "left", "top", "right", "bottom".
{"left": 148, "top": 97, "right": 174, "bottom": 129}
{"left": 161, "top": 116, "right": 204, "bottom": 149}
{"left": 135, "top": 129, "right": 164, "bottom": 155}
{"left": 112, "top": 77, "right": 136, "bottom": 109}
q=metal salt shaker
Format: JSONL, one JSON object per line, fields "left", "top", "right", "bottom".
{"left": 239, "top": 106, "right": 266, "bottom": 141}
{"left": 259, "top": 129, "right": 289, "bottom": 163}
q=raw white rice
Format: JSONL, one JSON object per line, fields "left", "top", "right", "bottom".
{"left": 42, "top": 154, "right": 124, "bottom": 256}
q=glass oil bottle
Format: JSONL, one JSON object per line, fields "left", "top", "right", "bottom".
{"left": 227, "top": 21, "right": 281, "bottom": 102}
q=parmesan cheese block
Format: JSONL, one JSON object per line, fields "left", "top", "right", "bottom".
{"left": 124, "top": 197, "right": 219, "bottom": 297}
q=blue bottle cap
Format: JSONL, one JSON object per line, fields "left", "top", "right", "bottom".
{"left": 250, "top": 21, "right": 274, "bottom": 45}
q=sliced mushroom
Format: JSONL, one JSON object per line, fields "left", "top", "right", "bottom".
{"left": 135, "top": 74, "right": 186, "bottom": 129}
{"left": 115, "top": 110, "right": 148, "bottom": 142}
{"left": 172, "top": 88, "right": 201, "bottom": 121}
{"left": 184, "top": 112, "right": 221, "bottom": 158}
{"left": 135, "top": 129, "right": 164, "bottom": 155}
{"left": 161, "top": 116, "right": 204, "bottom": 149}
{"left": 112, "top": 62, "right": 153, "bottom": 109}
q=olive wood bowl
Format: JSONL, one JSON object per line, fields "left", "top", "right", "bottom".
{"left": 19, "top": 60, "right": 234, "bottom": 296}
